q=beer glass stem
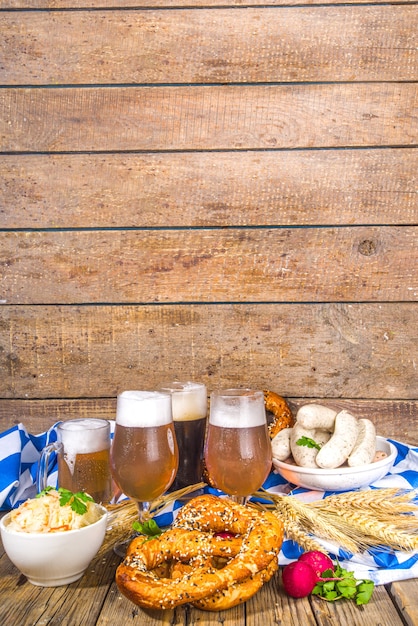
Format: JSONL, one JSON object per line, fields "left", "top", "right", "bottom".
{"left": 113, "top": 500, "right": 154, "bottom": 558}
{"left": 137, "top": 500, "right": 151, "bottom": 522}
{"left": 230, "top": 495, "right": 247, "bottom": 506}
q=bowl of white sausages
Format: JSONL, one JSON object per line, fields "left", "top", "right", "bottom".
{"left": 271, "top": 404, "right": 397, "bottom": 492}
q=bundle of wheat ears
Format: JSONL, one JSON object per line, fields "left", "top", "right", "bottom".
{"left": 102, "top": 485, "right": 418, "bottom": 557}
{"left": 254, "top": 487, "right": 418, "bottom": 555}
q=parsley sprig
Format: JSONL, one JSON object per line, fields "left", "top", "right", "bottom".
{"left": 313, "top": 563, "right": 375, "bottom": 605}
{"left": 296, "top": 435, "right": 322, "bottom": 451}
{"left": 37, "top": 486, "right": 94, "bottom": 515}
{"left": 132, "top": 519, "right": 162, "bottom": 542}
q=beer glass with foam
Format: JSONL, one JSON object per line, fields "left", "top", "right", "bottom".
{"left": 37, "top": 418, "right": 112, "bottom": 503}
{"left": 204, "top": 389, "right": 272, "bottom": 504}
{"left": 110, "top": 390, "right": 178, "bottom": 556}
{"left": 158, "top": 381, "right": 207, "bottom": 491}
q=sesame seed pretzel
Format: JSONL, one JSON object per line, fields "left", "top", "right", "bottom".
{"left": 115, "top": 495, "right": 284, "bottom": 611}
{"left": 264, "top": 390, "right": 295, "bottom": 438}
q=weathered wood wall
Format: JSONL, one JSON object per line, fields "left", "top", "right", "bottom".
{"left": 0, "top": 0, "right": 417, "bottom": 443}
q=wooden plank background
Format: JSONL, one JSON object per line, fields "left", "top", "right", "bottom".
{"left": 0, "top": 0, "right": 417, "bottom": 443}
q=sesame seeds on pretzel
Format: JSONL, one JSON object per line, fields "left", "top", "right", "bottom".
{"left": 264, "top": 390, "right": 295, "bottom": 439}
{"left": 115, "top": 495, "right": 284, "bottom": 611}
{"left": 192, "top": 556, "right": 278, "bottom": 611}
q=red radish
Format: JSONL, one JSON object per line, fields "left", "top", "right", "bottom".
{"left": 282, "top": 561, "right": 318, "bottom": 598}
{"left": 298, "top": 551, "right": 334, "bottom": 577}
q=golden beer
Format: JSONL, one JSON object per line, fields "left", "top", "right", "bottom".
{"left": 110, "top": 390, "right": 179, "bottom": 503}
{"left": 58, "top": 448, "right": 112, "bottom": 503}
{"left": 111, "top": 423, "right": 178, "bottom": 501}
{"left": 205, "top": 423, "right": 271, "bottom": 496}
{"left": 56, "top": 418, "right": 112, "bottom": 503}
{"left": 204, "top": 389, "right": 271, "bottom": 498}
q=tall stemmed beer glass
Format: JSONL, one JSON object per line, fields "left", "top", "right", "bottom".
{"left": 204, "top": 389, "right": 272, "bottom": 504}
{"left": 110, "top": 391, "right": 178, "bottom": 556}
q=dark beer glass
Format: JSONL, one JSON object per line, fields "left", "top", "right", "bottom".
{"left": 158, "top": 382, "right": 207, "bottom": 491}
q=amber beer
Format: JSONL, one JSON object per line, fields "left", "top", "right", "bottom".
{"left": 110, "top": 391, "right": 178, "bottom": 502}
{"left": 205, "top": 423, "right": 271, "bottom": 496}
{"left": 57, "top": 419, "right": 112, "bottom": 503}
{"left": 204, "top": 389, "right": 272, "bottom": 498}
{"left": 158, "top": 382, "right": 207, "bottom": 491}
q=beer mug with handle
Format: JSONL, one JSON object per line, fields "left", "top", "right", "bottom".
{"left": 37, "top": 418, "right": 112, "bottom": 504}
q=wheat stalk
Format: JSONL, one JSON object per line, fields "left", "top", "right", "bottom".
{"left": 280, "top": 519, "right": 327, "bottom": 554}
{"left": 254, "top": 488, "right": 418, "bottom": 555}
{"left": 315, "top": 488, "right": 418, "bottom": 515}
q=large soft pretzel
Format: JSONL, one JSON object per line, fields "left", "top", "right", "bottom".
{"left": 116, "top": 494, "right": 284, "bottom": 611}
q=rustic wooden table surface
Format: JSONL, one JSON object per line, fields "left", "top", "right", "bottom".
{"left": 1, "top": 517, "right": 417, "bottom": 626}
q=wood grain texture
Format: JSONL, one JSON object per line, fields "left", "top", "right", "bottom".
{"left": 2, "top": 0, "right": 417, "bottom": 8}
{"left": 0, "top": 304, "right": 416, "bottom": 400}
{"left": 308, "top": 584, "right": 409, "bottom": 626}
{"left": 1, "top": 149, "right": 417, "bottom": 228}
{"left": 230, "top": 572, "right": 317, "bottom": 626}
{"left": 1, "top": 6, "right": 416, "bottom": 84}
{"left": 0, "top": 545, "right": 122, "bottom": 626}
{"left": 389, "top": 579, "right": 418, "bottom": 626}
{"left": 0, "top": 566, "right": 411, "bottom": 626}
{"left": 1, "top": 227, "right": 417, "bottom": 303}
{"left": 1, "top": 84, "right": 417, "bottom": 152}
{"left": 95, "top": 579, "right": 178, "bottom": 626}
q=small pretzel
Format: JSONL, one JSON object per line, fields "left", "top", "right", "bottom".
{"left": 116, "top": 495, "right": 284, "bottom": 610}
{"left": 264, "top": 390, "right": 294, "bottom": 439}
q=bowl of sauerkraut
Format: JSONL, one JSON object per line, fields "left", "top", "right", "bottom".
{"left": 0, "top": 488, "right": 107, "bottom": 586}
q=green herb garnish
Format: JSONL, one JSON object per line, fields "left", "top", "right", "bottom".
{"left": 36, "top": 486, "right": 54, "bottom": 497}
{"left": 296, "top": 436, "right": 321, "bottom": 451}
{"left": 312, "top": 563, "right": 375, "bottom": 605}
{"left": 37, "top": 486, "right": 94, "bottom": 515}
{"left": 132, "top": 518, "right": 162, "bottom": 542}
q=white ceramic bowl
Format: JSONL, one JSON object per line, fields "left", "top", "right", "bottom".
{"left": 272, "top": 436, "right": 397, "bottom": 492}
{"left": 0, "top": 504, "right": 108, "bottom": 586}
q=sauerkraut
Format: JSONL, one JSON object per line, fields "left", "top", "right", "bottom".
{"left": 8, "top": 489, "right": 102, "bottom": 533}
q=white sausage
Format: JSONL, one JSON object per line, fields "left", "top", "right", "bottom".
{"left": 347, "top": 419, "right": 376, "bottom": 467}
{"left": 315, "top": 429, "right": 333, "bottom": 448}
{"left": 296, "top": 404, "right": 338, "bottom": 431}
{"left": 315, "top": 410, "right": 359, "bottom": 469}
{"left": 290, "top": 423, "right": 319, "bottom": 467}
{"left": 271, "top": 428, "right": 292, "bottom": 461}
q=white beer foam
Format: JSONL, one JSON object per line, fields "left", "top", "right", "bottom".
{"left": 58, "top": 419, "right": 110, "bottom": 474}
{"left": 209, "top": 393, "right": 266, "bottom": 428}
{"left": 116, "top": 390, "right": 173, "bottom": 427}
{"left": 163, "top": 382, "right": 207, "bottom": 421}
{"left": 58, "top": 419, "right": 110, "bottom": 454}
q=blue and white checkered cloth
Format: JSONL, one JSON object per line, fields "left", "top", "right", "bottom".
{"left": 1, "top": 421, "right": 417, "bottom": 585}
